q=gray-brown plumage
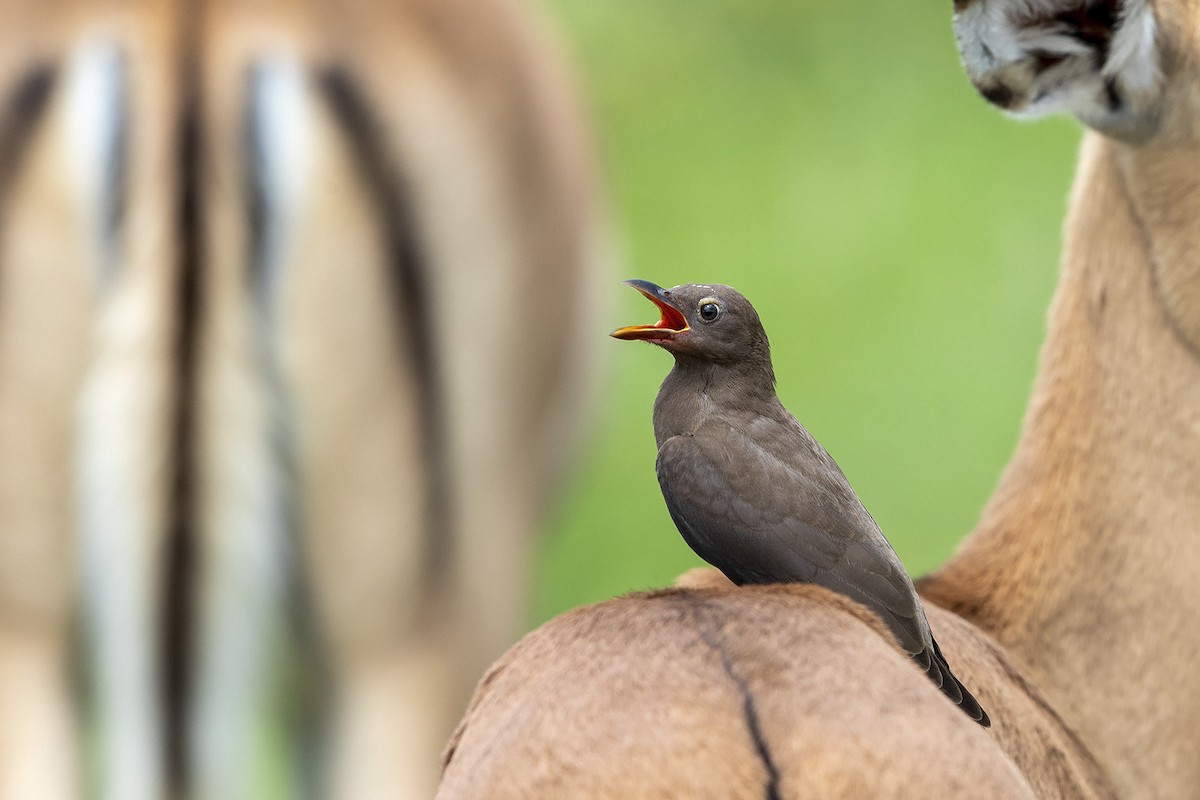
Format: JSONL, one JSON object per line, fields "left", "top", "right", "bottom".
{"left": 612, "top": 279, "right": 990, "bottom": 727}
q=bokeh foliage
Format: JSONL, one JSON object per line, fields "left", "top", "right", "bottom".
{"left": 533, "top": 0, "right": 1081, "bottom": 625}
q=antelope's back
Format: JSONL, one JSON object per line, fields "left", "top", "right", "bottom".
{"left": 439, "top": 580, "right": 1114, "bottom": 799}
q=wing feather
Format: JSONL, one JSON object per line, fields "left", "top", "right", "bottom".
{"left": 656, "top": 422, "right": 930, "bottom": 656}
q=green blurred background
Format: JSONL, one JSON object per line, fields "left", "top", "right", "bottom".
{"left": 531, "top": 0, "right": 1081, "bottom": 626}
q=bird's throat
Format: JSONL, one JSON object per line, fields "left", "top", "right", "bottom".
{"left": 652, "top": 360, "right": 779, "bottom": 445}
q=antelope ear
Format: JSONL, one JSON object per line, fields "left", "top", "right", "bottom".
{"left": 954, "top": 0, "right": 1163, "bottom": 139}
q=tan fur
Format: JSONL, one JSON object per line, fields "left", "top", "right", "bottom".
{"left": 0, "top": 0, "right": 602, "bottom": 797}
{"left": 439, "top": 3, "right": 1200, "bottom": 797}
{"left": 440, "top": 584, "right": 1110, "bottom": 798}
{"left": 0, "top": 4, "right": 178, "bottom": 797}
{"left": 0, "top": 43, "right": 93, "bottom": 800}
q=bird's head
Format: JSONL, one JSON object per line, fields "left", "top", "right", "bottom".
{"left": 611, "top": 280, "right": 771, "bottom": 368}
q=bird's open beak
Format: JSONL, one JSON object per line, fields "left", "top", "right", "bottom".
{"left": 610, "top": 280, "right": 690, "bottom": 341}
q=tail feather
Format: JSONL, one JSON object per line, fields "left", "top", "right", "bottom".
{"left": 915, "top": 637, "right": 991, "bottom": 727}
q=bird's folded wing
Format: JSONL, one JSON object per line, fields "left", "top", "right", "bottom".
{"left": 656, "top": 426, "right": 928, "bottom": 656}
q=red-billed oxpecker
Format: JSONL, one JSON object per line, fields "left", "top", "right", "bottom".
{"left": 612, "top": 280, "right": 990, "bottom": 727}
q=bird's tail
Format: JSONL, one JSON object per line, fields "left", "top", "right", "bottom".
{"left": 915, "top": 637, "right": 991, "bottom": 727}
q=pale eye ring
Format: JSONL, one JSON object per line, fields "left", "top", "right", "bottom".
{"left": 698, "top": 299, "right": 721, "bottom": 323}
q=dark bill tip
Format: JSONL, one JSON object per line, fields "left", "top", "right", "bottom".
{"left": 622, "top": 278, "right": 667, "bottom": 296}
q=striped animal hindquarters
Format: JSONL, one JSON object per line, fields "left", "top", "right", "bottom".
{"left": 0, "top": 1, "right": 604, "bottom": 798}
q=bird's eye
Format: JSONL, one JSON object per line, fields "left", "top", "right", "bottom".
{"left": 698, "top": 300, "right": 721, "bottom": 322}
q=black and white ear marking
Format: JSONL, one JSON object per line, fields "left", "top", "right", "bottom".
{"left": 954, "top": 0, "right": 1162, "bottom": 138}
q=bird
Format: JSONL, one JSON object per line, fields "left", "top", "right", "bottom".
{"left": 611, "top": 279, "right": 990, "bottom": 727}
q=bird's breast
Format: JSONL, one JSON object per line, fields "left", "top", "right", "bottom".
{"left": 653, "top": 388, "right": 721, "bottom": 443}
